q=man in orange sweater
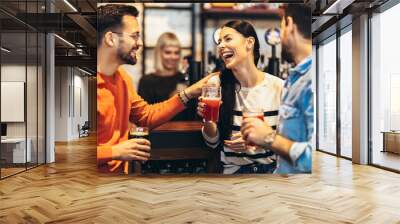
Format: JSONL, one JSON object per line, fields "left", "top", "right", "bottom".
{"left": 97, "top": 4, "right": 210, "bottom": 173}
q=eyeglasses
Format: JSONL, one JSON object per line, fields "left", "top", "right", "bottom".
{"left": 112, "top": 32, "right": 141, "bottom": 42}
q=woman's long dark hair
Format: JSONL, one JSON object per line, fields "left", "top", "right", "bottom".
{"left": 218, "top": 20, "right": 261, "bottom": 142}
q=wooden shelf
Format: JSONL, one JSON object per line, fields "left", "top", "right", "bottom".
{"left": 201, "top": 8, "right": 281, "bottom": 20}
{"left": 144, "top": 5, "right": 192, "bottom": 11}
{"left": 144, "top": 46, "right": 192, "bottom": 50}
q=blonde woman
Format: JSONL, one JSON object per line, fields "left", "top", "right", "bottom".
{"left": 138, "top": 32, "right": 187, "bottom": 104}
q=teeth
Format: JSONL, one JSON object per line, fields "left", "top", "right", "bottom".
{"left": 222, "top": 52, "right": 233, "bottom": 59}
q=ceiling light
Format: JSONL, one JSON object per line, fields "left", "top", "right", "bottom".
{"left": 78, "top": 67, "right": 93, "bottom": 76}
{"left": 323, "top": 0, "right": 355, "bottom": 15}
{"left": 54, "top": 34, "right": 75, "bottom": 48}
{"left": 63, "top": 0, "right": 78, "bottom": 12}
{"left": 1, "top": 47, "right": 11, "bottom": 53}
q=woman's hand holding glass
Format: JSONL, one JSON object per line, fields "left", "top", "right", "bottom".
{"left": 224, "top": 132, "right": 247, "bottom": 152}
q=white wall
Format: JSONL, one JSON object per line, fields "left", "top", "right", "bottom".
{"left": 1, "top": 63, "right": 45, "bottom": 163}
{"left": 72, "top": 73, "right": 89, "bottom": 138}
{"left": 1, "top": 64, "right": 28, "bottom": 138}
{"left": 55, "top": 66, "right": 69, "bottom": 141}
{"left": 55, "top": 67, "right": 89, "bottom": 141}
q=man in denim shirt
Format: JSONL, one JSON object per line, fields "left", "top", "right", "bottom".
{"left": 241, "top": 4, "right": 313, "bottom": 174}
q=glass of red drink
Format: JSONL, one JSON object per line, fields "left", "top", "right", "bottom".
{"left": 242, "top": 108, "right": 264, "bottom": 149}
{"left": 242, "top": 108, "right": 264, "bottom": 121}
{"left": 202, "top": 85, "right": 221, "bottom": 122}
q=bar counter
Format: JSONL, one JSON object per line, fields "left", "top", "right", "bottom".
{"left": 131, "top": 121, "right": 219, "bottom": 174}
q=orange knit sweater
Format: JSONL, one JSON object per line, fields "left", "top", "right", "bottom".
{"left": 97, "top": 68, "right": 185, "bottom": 173}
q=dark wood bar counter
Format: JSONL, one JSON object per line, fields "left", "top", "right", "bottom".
{"left": 131, "top": 121, "right": 219, "bottom": 174}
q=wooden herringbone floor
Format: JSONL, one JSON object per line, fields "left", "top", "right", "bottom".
{"left": 1, "top": 135, "right": 400, "bottom": 224}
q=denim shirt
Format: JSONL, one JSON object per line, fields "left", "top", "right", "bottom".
{"left": 275, "top": 56, "right": 313, "bottom": 174}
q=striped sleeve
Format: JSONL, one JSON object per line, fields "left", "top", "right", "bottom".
{"left": 201, "top": 126, "right": 220, "bottom": 149}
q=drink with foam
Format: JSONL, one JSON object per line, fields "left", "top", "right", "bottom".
{"left": 129, "top": 127, "right": 149, "bottom": 140}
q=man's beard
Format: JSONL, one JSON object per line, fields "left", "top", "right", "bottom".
{"left": 117, "top": 47, "right": 137, "bottom": 65}
{"left": 281, "top": 42, "right": 294, "bottom": 64}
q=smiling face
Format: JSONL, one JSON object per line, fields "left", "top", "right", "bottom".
{"left": 217, "top": 27, "right": 253, "bottom": 70}
{"left": 161, "top": 45, "right": 180, "bottom": 71}
{"left": 116, "top": 15, "right": 143, "bottom": 65}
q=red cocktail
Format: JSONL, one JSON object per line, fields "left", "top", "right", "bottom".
{"left": 242, "top": 108, "right": 264, "bottom": 121}
{"left": 202, "top": 85, "right": 221, "bottom": 122}
{"left": 242, "top": 108, "right": 264, "bottom": 147}
{"left": 203, "top": 97, "right": 221, "bottom": 122}
{"left": 242, "top": 113, "right": 264, "bottom": 121}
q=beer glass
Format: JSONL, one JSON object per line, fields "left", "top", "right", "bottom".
{"left": 242, "top": 108, "right": 264, "bottom": 148}
{"left": 129, "top": 127, "right": 149, "bottom": 140}
{"left": 202, "top": 85, "right": 221, "bottom": 122}
{"left": 125, "top": 126, "right": 149, "bottom": 174}
{"left": 242, "top": 108, "right": 264, "bottom": 121}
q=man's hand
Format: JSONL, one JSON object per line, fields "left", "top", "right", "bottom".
{"left": 112, "top": 138, "right": 151, "bottom": 161}
{"left": 184, "top": 74, "right": 215, "bottom": 99}
{"left": 241, "top": 118, "right": 274, "bottom": 147}
{"left": 224, "top": 133, "right": 247, "bottom": 152}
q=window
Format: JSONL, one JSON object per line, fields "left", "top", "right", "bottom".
{"left": 339, "top": 27, "right": 352, "bottom": 158}
{"left": 370, "top": 2, "right": 400, "bottom": 171}
{"left": 0, "top": 0, "right": 47, "bottom": 179}
{"left": 317, "top": 36, "right": 337, "bottom": 154}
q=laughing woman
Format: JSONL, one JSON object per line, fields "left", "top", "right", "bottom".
{"left": 197, "top": 20, "right": 284, "bottom": 174}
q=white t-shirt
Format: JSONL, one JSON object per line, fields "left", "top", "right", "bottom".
{"left": 202, "top": 73, "right": 284, "bottom": 174}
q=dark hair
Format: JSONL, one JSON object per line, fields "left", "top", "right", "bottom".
{"left": 282, "top": 4, "right": 311, "bottom": 39}
{"left": 97, "top": 4, "right": 139, "bottom": 46}
{"left": 218, "top": 20, "right": 260, "bottom": 141}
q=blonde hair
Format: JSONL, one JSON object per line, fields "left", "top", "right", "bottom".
{"left": 154, "top": 32, "right": 182, "bottom": 74}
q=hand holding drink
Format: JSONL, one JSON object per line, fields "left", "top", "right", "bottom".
{"left": 112, "top": 126, "right": 151, "bottom": 162}
{"left": 241, "top": 113, "right": 276, "bottom": 149}
{"left": 113, "top": 132, "right": 151, "bottom": 174}
{"left": 121, "top": 127, "right": 151, "bottom": 174}
{"left": 197, "top": 85, "right": 222, "bottom": 123}
{"left": 224, "top": 132, "right": 247, "bottom": 152}
{"left": 242, "top": 108, "right": 264, "bottom": 149}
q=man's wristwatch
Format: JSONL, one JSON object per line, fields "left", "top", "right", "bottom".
{"left": 263, "top": 131, "right": 276, "bottom": 147}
